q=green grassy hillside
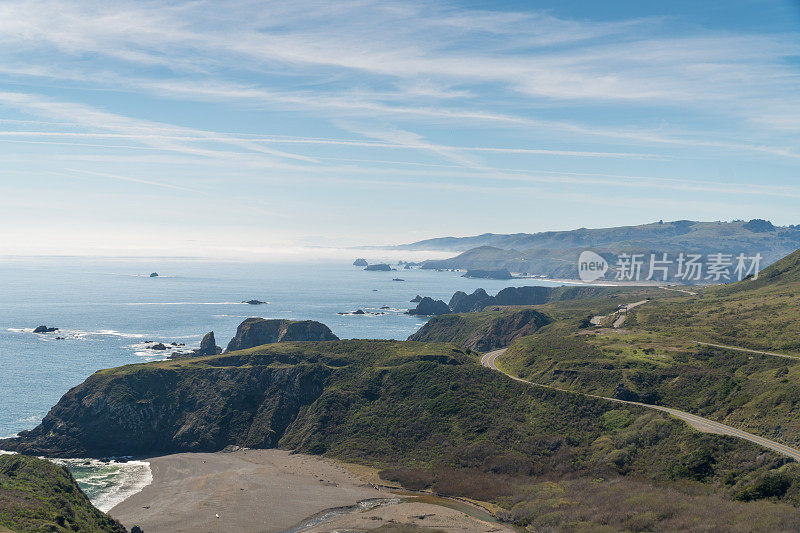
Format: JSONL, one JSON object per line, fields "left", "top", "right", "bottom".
{"left": 486, "top": 246, "right": 800, "bottom": 452}
{"left": 0, "top": 454, "right": 125, "bottom": 533}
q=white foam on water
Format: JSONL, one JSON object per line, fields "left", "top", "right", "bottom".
{"left": 8, "top": 328, "right": 146, "bottom": 340}
{"left": 51, "top": 459, "right": 153, "bottom": 512}
{"left": 72, "top": 329, "right": 145, "bottom": 339}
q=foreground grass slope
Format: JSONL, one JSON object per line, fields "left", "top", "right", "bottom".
{"left": 0, "top": 454, "right": 125, "bottom": 533}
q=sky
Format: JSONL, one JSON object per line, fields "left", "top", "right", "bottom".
{"left": 1, "top": 0, "right": 800, "bottom": 258}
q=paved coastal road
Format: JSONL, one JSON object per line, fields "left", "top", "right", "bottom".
{"left": 480, "top": 349, "right": 800, "bottom": 462}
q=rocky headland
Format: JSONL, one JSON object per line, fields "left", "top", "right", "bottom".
{"left": 225, "top": 318, "right": 339, "bottom": 352}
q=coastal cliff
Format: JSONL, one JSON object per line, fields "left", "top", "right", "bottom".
{"left": 1, "top": 353, "right": 331, "bottom": 457}
{"left": 0, "top": 341, "right": 461, "bottom": 458}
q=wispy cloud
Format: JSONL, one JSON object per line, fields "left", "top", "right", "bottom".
{"left": 0, "top": 91, "right": 319, "bottom": 163}
{"left": 1, "top": 0, "right": 799, "bottom": 254}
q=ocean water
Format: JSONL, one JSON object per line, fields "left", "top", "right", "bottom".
{"left": 0, "top": 257, "right": 562, "bottom": 508}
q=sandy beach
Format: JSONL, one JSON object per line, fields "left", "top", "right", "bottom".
{"left": 109, "top": 449, "right": 511, "bottom": 533}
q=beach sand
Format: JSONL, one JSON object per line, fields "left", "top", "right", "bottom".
{"left": 109, "top": 449, "right": 511, "bottom": 533}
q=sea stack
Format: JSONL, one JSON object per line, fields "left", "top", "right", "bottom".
{"left": 198, "top": 332, "right": 223, "bottom": 356}
{"left": 353, "top": 258, "right": 368, "bottom": 266}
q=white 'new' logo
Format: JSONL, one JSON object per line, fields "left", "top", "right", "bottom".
{"left": 578, "top": 251, "right": 609, "bottom": 282}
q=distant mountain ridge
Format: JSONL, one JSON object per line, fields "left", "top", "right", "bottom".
{"left": 396, "top": 220, "right": 800, "bottom": 281}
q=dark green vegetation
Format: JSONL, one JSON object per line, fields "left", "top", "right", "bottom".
{"left": 398, "top": 220, "right": 800, "bottom": 279}
{"left": 0, "top": 454, "right": 125, "bottom": 533}
{"left": 5, "top": 337, "right": 800, "bottom": 530}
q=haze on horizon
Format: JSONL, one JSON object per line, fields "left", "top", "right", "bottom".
{"left": 2, "top": 0, "right": 800, "bottom": 259}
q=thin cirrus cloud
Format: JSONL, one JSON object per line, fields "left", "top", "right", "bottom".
{"left": 1, "top": 0, "right": 799, "bottom": 255}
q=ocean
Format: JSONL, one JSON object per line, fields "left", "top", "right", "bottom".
{"left": 0, "top": 257, "right": 563, "bottom": 510}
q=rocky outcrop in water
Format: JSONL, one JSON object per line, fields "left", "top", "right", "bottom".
{"left": 33, "top": 326, "right": 58, "bottom": 333}
{"left": 168, "top": 332, "right": 223, "bottom": 359}
{"left": 149, "top": 272, "right": 159, "bottom": 277}
{"left": 448, "top": 289, "right": 494, "bottom": 313}
{"left": 198, "top": 331, "right": 222, "bottom": 355}
{"left": 225, "top": 318, "right": 339, "bottom": 352}
{"left": 353, "top": 258, "right": 368, "bottom": 266}
{"left": 406, "top": 297, "right": 450, "bottom": 316}
{"left": 364, "top": 264, "right": 392, "bottom": 271}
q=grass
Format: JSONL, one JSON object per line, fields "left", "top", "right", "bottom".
{"left": 0, "top": 454, "right": 125, "bottom": 532}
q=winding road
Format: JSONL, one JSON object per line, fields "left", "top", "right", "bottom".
{"left": 480, "top": 349, "right": 800, "bottom": 462}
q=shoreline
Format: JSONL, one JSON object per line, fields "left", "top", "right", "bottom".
{"left": 109, "top": 449, "right": 512, "bottom": 533}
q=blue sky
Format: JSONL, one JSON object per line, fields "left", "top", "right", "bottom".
{"left": 1, "top": 0, "right": 800, "bottom": 258}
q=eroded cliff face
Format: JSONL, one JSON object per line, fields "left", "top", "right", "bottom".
{"left": 1, "top": 358, "right": 330, "bottom": 457}
{"left": 225, "top": 318, "right": 339, "bottom": 352}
